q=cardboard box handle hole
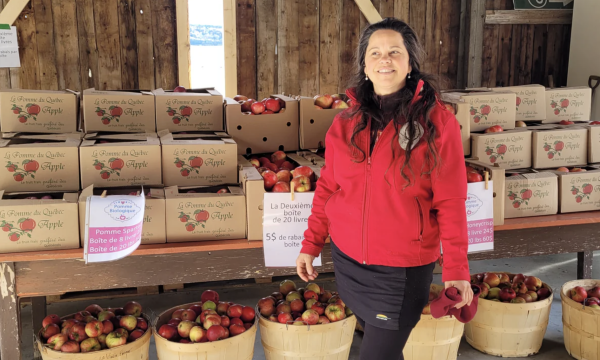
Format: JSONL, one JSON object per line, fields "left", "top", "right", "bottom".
{"left": 493, "top": 192, "right": 496, "bottom": 198}
{"left": 263, "top": 137, "right": 267, "bottom": 142}
{"left": 237, "top": 125, "right": 242, "bottom": 130}
{"left": 287, "top": 122, "right": 291, "bottom": 126}
{"left": 310, "top": 119, "right": 314, "bottom": 124}
{"left": 246, "top": 148, "right": 252, "bottom": 154}
{"left": 259, "top": 205, "right": 264, "bottom": 210}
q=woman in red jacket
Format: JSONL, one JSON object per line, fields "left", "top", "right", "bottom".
{"left": 296, "top": 18, "right": 473, "bottom": 359}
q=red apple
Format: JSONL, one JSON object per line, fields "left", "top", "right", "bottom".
{"left": 174, "top": 86, "right": 186, "bottom": 92}
{"left": 290, "top": 299, "right": 305, "bottom": 313}
{"left": 249, "top": 158, "right": 260, "bottom": 168}
{"left": 206, "top": 325, "right": 227, "bottom": 341}
{"left": 262, "top": 170, "right": 278, "bottom": 191}
{"left": 304, "top": 290, "right": 318, "bottom": 301}
{"left": 332, "top": 99, "right": 349, "bottom": 109}
{"left": 524, "top": 276, "right": 542, "bottom": 291}
{"left": 98, "top": 311, "right": 115, "bottom": 322}
{"left": 47, "top": 333, "right": 68, "bottom": 351}
{"left": 277, "top": 312, "right": 293, "bottom": 324}
{"left": 325, "top": 304, "right": 346, "bottom": 322}
{"left": 189, "top": 326, "right": 208, "bottom": 343}
{"left": 241, "top": 99, "right": 255, "bottom": 112}
{"left": 301, "top": 309, "right": 320, "bottom": 325}
{"left": 292, "top": 166, "right": 315, "bottom": 181}
{"left": 314, "top": 94, "right": 334, "bottom": 109}
{"left": 229, "top": 324, "right": 246, "bottom": 337}
{"left": 60, "top": 340, "right": 80, "bottom": 353}
{"left": 271, "top": 150, "right": 287, "bottom": 165}
{"left": 42, "top": 314, "right": 61, "bottom": 328}
{"left": 101, "top": 320, "right": 113, "bottom": 334}
{"left": 158, "top": 324, "right": 178, "bottom": 340}
{"left": 201, "top": 290, "right": 220, "bottom": 303}
{"left": 230, "top": 318, "right": 244, "bottom": 327}
{"left": 560, "top": 120, "right": 574, "bottom": 125}
{"left": 280, "top": 161, "right": 295, "bottom": 171}
{"left": 276, "top": 169, "right": 292, "bottom": 183}
{"left": 85, "top": 320, "right": 104, "bottom": 338}
{"left": 570, "top": 286, "right": 588, "bottom": 303}
{"left": 241, "top": 306, "right": 256, "bottom": 323}
{"left": 276, "top": 302, "right": 291, "bottom": 314}
{"left": 258, "top": 297, "right": 276, "bottom": 317}
{"left": 68, "top": 323, "right": 88, "bottom": 342}
{"left": 119, "top": 315, "right": 137, "bottom": 331}
{"left": 123, "top": 301, "right": 142, "bottom": 317}
{"left": 310, "top": 302, "right": 326, "bottom": 316}
{"left": 227, "top": 304, "right": 243, "bottom": 318}
{"left": 106, "top": 329, "right": 128, "bottom": 349}
{"left": 484, "top": 125, "right": 504, "bottom": 133}
{"left": 234, "top": 95, "right": 248, "bottom": 102}
{"left": 467, "top": 171, "right": 483, "bottom": 183}
{"left": 216, "top": 302, "right": 229, "bottom": 316}
{"left": 483, "top": 273, "right": 500, "bottom": 288}
{"left": 128, "top": 329, "right": 145, "bottom": 343}
{"left": 291, "top": 175, "right": 312, "bottom": 192}
{"left": 588, "top": 287, "right": 600, "bottom": 299}
{"left": 499, "top": 287, "right": 516, "bottom": 302}
{"left": 251, "top": 101, "right": 265, "bottom": 115}
{"left": 189, "top": 304, "right": 204, "bottom": 318}
{"left": 265, "top": 162, "right": 279, "bottom": 172}
{"left": 74, "top": 311, "right": 91, "bottom": 322}
{"left": 42, "top": 323, "right": 61, "bottom": 340}
{"left": 318, "top": 316, "right": 331, "bottom": 324}
{"left": 319, "top": 291, "right": 333, "bottom": 303}
{"left": 537, "top": 287, "right": 551, "bottom": 300}
{"left": 199, "top": 309, "right": 218, "bottom": 324}
{"left": 305, "top": 299, "right": 318, "bottom": 310}
{"left": 180, "top": 309, "right": 197, "bottom": 321}
{"left": 220, "top": 315, "right": 230, "bottom": 328}
{"left": 272, "top": 181, "right": 291, "bottom": 193}
{"left": 204, "top": 314, "right": 222, "bottom": 330}
{"left": 135, "top": 317, "right": 148, "bottom": 331}
{"left": 84, "top": 304, "right": 104, "bottom": 317}
{"left": 168, "top": 318, "right": 181, "bottom": 327}
{"left": 265, "top": 98, "right": 281, "bottom": 112}
{"left": 280, "top": 279, "right": 297, "bottom": 295}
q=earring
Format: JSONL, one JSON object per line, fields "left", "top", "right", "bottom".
{"left": 365, "top": 75, "right": 369, "bottom": 81}
{"left": 408, "top": 73, "right": 411, "bottom": 79}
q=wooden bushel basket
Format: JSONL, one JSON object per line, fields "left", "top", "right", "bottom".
{"left": 561, "top": 279, "right": 600, "bottom": 360}
{"left": 464, "top": 274, "right": 553, "bottom": 357}
{"left": 153, "top": 301, "right": 257, "bottom": 360}
{"left": 403, "top": 284, "right": 464, "bottom": 360}
{"left": 36, "top": 313, "right": 152, "bottom": 360}
{"left": 258, "top": 308, "right": 356, "bottom": 360}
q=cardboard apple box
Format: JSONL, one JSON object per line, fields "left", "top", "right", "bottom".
{"left": 441, "top": 90, "right": 516, "bottom": 132}
{"left": 504, "top": 172, "right": 558, "bottom": 218}
{"left": 543, "top": 87, "right": 592, "bottom": 124}
{"left": 465, "top": 160, "right": 505, "bottom": 226}
{"left": 160, "top": 132, "right": 238, "bottom": 186}
{"left": 491, "top": 85, "right": 546, "bottom": 121}
{"left": 239, "top": 155, "right": 320, "bottom": 241}
{"left": 225, "top": 95, "right": 299, "bottom": 154}
{"left": 297, "top": 150, "right": 326, "bottom": 167}
{"left": 164, "top": 185, "right": 246, "bottom": 242}
{"left": 78, "top": 185, "right": 166, "bottom": 245}
{"left": 0, "top": 191, "right": 79, "bottom": 254}
{"left": 84, "top": 132, "right": 158, "bottom": 140}
{"left": 588, "top": 124, "right": 600, "bottom": 163}
{"left": 440, "top": 97, "right": 471, "bottom": 155}
{"left": 153, "top": 88, "right": 224, "bottom": 132}
{"left": 82, "top": 88, "right": 156, "bottom": 133}
{"left": 471, "top": 129, "right": 532, "bottom": 169}
{"left": 298, "top": 96, "right": 348, "bottom": 150}
{"left": 79, "top": 135, "right": 162, "bottom": 189}
{"left": 0, "top": 89, "right": 79, "bottom": 133}
{"left": 550, "top": 167, "right": 600, "bottom": 213}
{"left": 532, "top": 126, "right": 588, "bottom": 168}
{"left": 0, "top": 136, "right": 81, "bottom": 192}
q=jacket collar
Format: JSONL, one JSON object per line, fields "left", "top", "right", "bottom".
{"left": 345, "top": 79, "right": 425, "bottom": 107}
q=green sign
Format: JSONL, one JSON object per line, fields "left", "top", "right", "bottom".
{"left": 513, "top": 0, "right": 574, "bottom": 9}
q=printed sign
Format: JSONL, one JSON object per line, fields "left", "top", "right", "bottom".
{"left": 263, "top": 192, "right": 322, "bottom": 267}
{"left": 84, "top": 194, "right": 145, "bottom": 263}
{"left": 465, "top": 180, "right": 494, "bottom": 252}
{"left": 0, "top": 25, "right": 20, "bottom": 68}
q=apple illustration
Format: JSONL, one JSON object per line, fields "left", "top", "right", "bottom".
{"left": 180, "top": 106, "right": 193, "bottom": 116}
{"left": 109, "top": 106, "right": 123, "bottom": 117}
{"left": 19, "top": 218, "right": 36, "bottom": 231}
{"left": 18, "top": 115, "right": 27, "bottom": 123}
{"left": 23, "top": 159, "right": 39, "bottom": 172}
{"left": 194, "top": 210, "right": 209, "bottom": 222}
{"left": 189, "top": 156, "right": 203, "bottom": 168}
{"left": 27, "top": 104, "right": 41, "bottom": 115}
{"left": 109, "top": 158, "right": 124, "bottom": 170}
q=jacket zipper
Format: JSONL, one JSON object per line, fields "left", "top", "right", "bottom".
{"left": 362, "top": 122, "right": 383, "bottom": 265}
{"left": 415, "top": 197, "right": 424, "bottom": 241}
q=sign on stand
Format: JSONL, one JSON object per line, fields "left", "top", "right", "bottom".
{"left": 0, "top": 25, "right": 20, "bottom": 68}
{"left": 465, "top": 180, "right": 495, "bottom": 253}
{"left": 83, "top": 193, "right": 145, "bottom": 264}
{"left": 263, "top": 192, "right": 322, "bottom": 267}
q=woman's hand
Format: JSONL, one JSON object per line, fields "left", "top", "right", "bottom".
{"left": 296, "top": 253, "right": 318, "bottom": 282}
{"left": 445, "top": 280, "right": 473, "bottom": 309}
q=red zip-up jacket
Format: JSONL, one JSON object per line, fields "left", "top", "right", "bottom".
{"left": 301, "top": 80, "right": 470, "bottom": 282}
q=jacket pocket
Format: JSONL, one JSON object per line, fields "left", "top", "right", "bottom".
{"left": 324, "top": 189, "right": 341, "bottom": 212}
{"left": 414, "top": 197, "right": 424, "bottom": 241}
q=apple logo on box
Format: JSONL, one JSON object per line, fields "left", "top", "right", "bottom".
{"left": 104, "top": 199, "right": 142, "bottom": 222}
{"left": 465, "top": 194, "right": 483, "bottom": 217}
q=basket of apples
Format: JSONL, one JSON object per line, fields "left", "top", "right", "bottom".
{"left": 465, "top": 272, "right": 552, "bottom": 357}
{"left": 248, "top": 151, "right": 317, "bottom": 193}
{"left": 153, "top": 290, "right": 257, "bottom": 360}
{"left": 401, "top": 284, "right": 464, "bottom": 360}
{"left": 35, "top": 301, "right": 150, "bottom": 359}
{"left": 560, "top": 279, "right": 600, "bottom": 359}
{"left": 256, "top": 279, "right": 356, "bottom": 360}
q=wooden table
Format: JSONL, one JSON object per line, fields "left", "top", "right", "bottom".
{"left": 2, "top": 211, "right": 600, "bottom": 359}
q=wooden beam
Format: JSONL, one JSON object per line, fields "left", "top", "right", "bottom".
{"left": 175, "top": 0, "right": 191, "bottom": 88}
{"left": 456, "top": 0, "right": 468, "bottom": 88}
{"left": 0, "top": 262, "right": 20, "bottom": 360}
{"left": 466, "top": 0, "right": 485, "bottom": 88}
{"left": 485, "top": 10, "right": 572, "bottom": 25}
{"left": 353, "top": 0, "right": 382, "bottom": 24}
{"left": 0, "top": 0, "right": 30, "bottom": 25}
{"left": 223, "top": 0, "right": 237, "bottom": 97}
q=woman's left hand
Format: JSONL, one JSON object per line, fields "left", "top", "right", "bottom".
{"left": 445, "top": 280, "right": 473, "bottom": 309}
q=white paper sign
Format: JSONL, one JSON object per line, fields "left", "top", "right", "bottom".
{"left": 84, "top": 194, "right": 145, "bottom": 263}
{"left": 465, "top": 180, "right": 494, "bottom": 253}
{"left": 0, "top": 26, "right": 20, "bottom": 68}
{"left": 263, "top": 192, "right": 322, "bottom": 267}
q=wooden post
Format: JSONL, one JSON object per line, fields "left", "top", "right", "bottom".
{"left": 577, "top": 251, "right": 593, "bottom": 280}
{"left": 466, "top": 0, "right": 485, "bottom": 88}
{"left": 457, "top": 0, "right": 468, "bottom": 89}
{"left": 0, "top": 262, "right": 20, "bottom": 360}
{"left": 31, "top": 297, "right": 46, "bottom": 360}
{"left": 223, "top": 0, "right": 238, "bottom": 97}
{"left": 175, "top": 0, "right": 191, "bottom": 88}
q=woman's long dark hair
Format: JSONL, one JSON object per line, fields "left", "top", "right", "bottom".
{"left": 345, "top": 17, "right": 441, "bottom": 187}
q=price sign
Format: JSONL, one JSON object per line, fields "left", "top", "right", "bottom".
{"left": 0, "top": 25, "right": 20, "bottom": 68}
{"left": 465, "top": 180, "right": 494, "bottom": 253}
{"left": 83, "top": 193, "right": 145, "bottom": 263}
{"left": 263, "top": 192, "right": 322, "bottom": 267}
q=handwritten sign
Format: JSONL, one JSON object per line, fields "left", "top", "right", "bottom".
{"left": 263, "top": 192, "right": 322, "bottom": 267}
{"left": 0, "top": 26, "right": 19, "bottom": 68}
{"left": 84, "top": 194, "right": 145, "bottom": 263}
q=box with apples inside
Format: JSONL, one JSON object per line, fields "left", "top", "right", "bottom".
{"left": 531, "top": 124, "right": 588, "bottom": 169}
{"left": 465, "top": 159, "right": 505, "bottom": 227}
{"left": 587, "top": 122, "right": 600, "bottom": 163}
{"left": 153, "top": 290, "right": 257, "bottom": 359}
{"left": 239, "top": 151, "right": 319, "bottom": 241}
{"left": 297, "top": 93, "right": 351, "bottom": 150}
{"left": 439, "top": 97, "right": 471, "bottom": 156}
{"left": 504, "top": 170, "right": 558, "bottom": 219}
{"left": 154, "top": 86, "right": 224, "bottom": 132}
{"left": 225, "top": 94, "right": 299, "bottom": 154}
{"left": 549, "top": 166, "right": 600, "bottom": 214}
{"left": 36, "top": 301, "right": 150, "bottom": 355}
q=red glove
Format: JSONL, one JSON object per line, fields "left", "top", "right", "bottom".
{"left": 430, "top": 284, "right": 481, "bottom": 323}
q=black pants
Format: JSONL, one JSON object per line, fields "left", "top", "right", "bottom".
{"left": 355, "top": 314, "right": 414, "bottom": 360}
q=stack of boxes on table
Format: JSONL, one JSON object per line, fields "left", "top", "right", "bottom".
{"left": 0, "top": 88, "right": 340, "bottom": 254}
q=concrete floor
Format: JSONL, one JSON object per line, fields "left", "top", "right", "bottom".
{"left": 20, "top": 251, "right": 598, "bottom": 359}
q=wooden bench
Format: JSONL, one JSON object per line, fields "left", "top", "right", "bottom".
{"left": 2, "top": 211, "right": 600, "bottom": 359}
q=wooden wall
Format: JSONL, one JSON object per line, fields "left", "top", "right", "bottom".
{"left": 0, "top": 0, "right": 571, "bottom": 98}
{"left": 0, "top": 0, "right": 179, "bottom": 91}
{"left": 481, "top": 0, "right": 571, "bottom": 88}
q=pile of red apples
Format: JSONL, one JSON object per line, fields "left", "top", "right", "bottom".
{"left": 249, "top": 151, "right": 316, "bottom": 192}
{"left": 471, "top": 272, "right": 551, "bottom": 303}
{"left": 568, "top": 286, "right": 600, "bottom": 308}
{"left": 257, "top": 279, "right": 351, "bottom": 325}
{"left": 157, "top": 290, "right": 254, "bottom": 343}
{"left": 466, "top": 164, "right": 486, "bottom": 183}
{"left": 40, "top": 301, "right": 147, "bottom": 353}
{"left": 234, "top": 95, "right": 286, "bottom": 115}
{"left": 313, "top": 94, "right": 351, "bottom": 109}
